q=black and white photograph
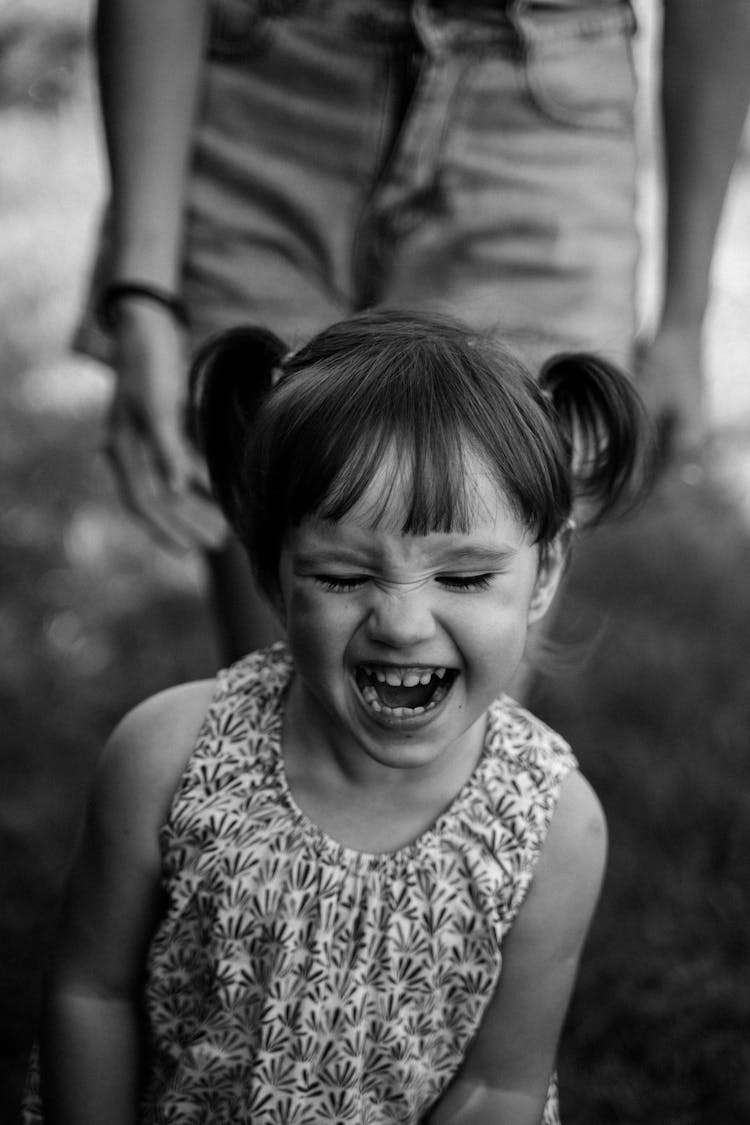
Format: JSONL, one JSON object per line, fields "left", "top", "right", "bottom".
{"left": 2, "top": 2, "right": 749, "bottom": 1122}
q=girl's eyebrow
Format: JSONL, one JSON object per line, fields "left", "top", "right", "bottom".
{"left": 292, "top": 547, "right": 372, "bottom": 568}
{"left": 431, "top": 545, "right": 518, "bottom": 567}
{"left": 292, "top": 543, "right": 519, "bottom": 569}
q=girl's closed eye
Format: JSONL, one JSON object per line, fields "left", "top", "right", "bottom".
{"left": 314, "top": 574, "right": 370, "bottom": 592}
{"left": 313, "top": 572, "right": 496, "bottom": 592}
{"left": 436, "top": 573, "right": 495, "bottom": 591}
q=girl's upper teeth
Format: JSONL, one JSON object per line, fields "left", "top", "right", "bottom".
{"left": 369, "top": 666, "right": 447, "bottom": 686}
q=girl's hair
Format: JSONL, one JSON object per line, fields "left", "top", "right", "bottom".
{"left": 191, "top": 309, "right": 652, "bottom": 597}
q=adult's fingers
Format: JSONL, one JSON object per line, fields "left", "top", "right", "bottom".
{"left": 635, "top": 334, "right": 707, "bottom": 467}
{"left": 105, "top": 407, "right": 226, "bottom": 551}
{"left": 104, "top": 302, "right": 228, "bottom": 548}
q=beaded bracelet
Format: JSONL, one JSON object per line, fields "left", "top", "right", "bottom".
{"left": 98, "top": 281, "right": 190, "bottom": 332}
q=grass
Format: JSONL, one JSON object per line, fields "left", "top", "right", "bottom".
{"left": 540, "top": 479, "right": 750, "bottom": 1123}
{"left": 2, "top": 4, "right": 750, "bottom": 1123}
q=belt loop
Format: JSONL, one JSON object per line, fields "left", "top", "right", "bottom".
{"left": 411, "top": 0, "right": 443, "bottom": 56}
{"left": 623, "top": 0, "right": 638, "bottom": 36}
{"left": 505, "top": 0, "right": 531, "bottom": 59}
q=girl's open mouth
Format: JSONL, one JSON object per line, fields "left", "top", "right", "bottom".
{"left": 355, "top": 664, "right": 457, "bottom": 717}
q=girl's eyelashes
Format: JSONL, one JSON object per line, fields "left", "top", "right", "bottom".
{"left": 311, "top": 573, "right": 496, "bottom": 592}
{"left": 314, "top": 574, "right": 369, "bottom": 592}
{"left": 312, "top": 573, "right": 496, "bottom": 592}
{"left": 436, "top": 573, "right": 495, "bottom": 591}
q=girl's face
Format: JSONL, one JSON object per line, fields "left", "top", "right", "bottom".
{"left": 276, "top": 459, "right": 566, "bottom": 781}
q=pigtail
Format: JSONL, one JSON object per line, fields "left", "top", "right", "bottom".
{"left": 539, "top": 353, "right": 654, "bottom": 525}
{"left": 189, "top": 325, "right": 287, "bottom": 536}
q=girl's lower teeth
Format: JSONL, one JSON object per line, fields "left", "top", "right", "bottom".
{"left": 360, "top": 681, "right": 448, "bottom": 716}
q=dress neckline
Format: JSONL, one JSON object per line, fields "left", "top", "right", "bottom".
{"left": 256, "top": 648, "right": 504, "bottom": 873}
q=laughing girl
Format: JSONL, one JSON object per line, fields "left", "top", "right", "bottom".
{"left": 31, "top": 310, "right": 650, "bottom": 1125}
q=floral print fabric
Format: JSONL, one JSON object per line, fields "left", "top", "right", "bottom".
{"left": 138, "top": 644, "right": 576, "bottom": 1123}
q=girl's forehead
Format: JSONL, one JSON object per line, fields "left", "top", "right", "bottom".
{"left": 336, "top": 447, "right": 512, "bottom": 531}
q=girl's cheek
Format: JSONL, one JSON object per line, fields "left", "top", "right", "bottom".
{"left": 287, "top": 585, "right": 346, "bottom": 626}
{"left": 284, "top": 588, "right": 316, "bottom": 625}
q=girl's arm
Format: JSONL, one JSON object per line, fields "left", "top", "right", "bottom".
{"left": 428, "top": 771, "right": 607, "bottom": 1125}
{"left": 96, "top": 0, "right": 221, "bottom": 549}
{"left": 40, "top": 681, "right": 214, "bottom": 1125}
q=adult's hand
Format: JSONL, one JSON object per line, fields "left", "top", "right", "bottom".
{"left": 635, "top": 320, "right": 707, "bottom": 465}
{"left": 104, "top": 298, "right": 227, "bottom": 551}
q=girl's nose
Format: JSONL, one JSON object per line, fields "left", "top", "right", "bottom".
{"left": 365, "top": 587, "right": 437, "bottom": 648}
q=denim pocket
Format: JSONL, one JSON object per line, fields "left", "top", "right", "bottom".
{"left": 520, "top": 12, "right": 637, "bottom": 129}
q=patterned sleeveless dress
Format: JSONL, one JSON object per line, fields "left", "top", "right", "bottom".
{"left": 23, "top": 643, "right": 577, "bottom": 1124}
{"left": 138, "top": 644, "right": 576, "bottom": 1123}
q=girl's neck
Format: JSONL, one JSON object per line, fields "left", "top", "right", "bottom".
{"left": 280, "top": 681, "right": 488, "bottom": 855}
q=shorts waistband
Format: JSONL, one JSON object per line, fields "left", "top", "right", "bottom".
{"left": 348, "top": 0, "right": 635, "bottom": 46}
{"left": 208, "top": 0, "right": 635, "bottom": 57}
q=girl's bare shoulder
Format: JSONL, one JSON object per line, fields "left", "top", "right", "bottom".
{"left": 110, "top": 679, "right": 216, "bottom": 758}
{"left": 91, "top": 679, "right": 217, "bottom": 850}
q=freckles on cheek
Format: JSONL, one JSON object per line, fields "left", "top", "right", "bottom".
{"left": 286, "top": 590, "right": 319, "bottom": 631}
{"left": 476, "top": 626, "right": 527, "bottom": 684}
{"left": 285, "top": 588, "right": 338, "bottom": 648}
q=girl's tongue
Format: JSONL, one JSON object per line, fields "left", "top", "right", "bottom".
{"left": 377, "top": 680, "right": 434, "bottom": 709}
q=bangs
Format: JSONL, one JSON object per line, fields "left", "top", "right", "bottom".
{"left": 270, "top": 351, "right": 506, "bottom": 536}
{"left": 313, "top": 423, "right": 484, "bottom": 535}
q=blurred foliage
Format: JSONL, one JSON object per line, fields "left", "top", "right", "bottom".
{"left": 537, "top": 476, "right": 750, "bottom": 1123}
{"left": 0, "top": 1, "right": 90, "bottom": 112}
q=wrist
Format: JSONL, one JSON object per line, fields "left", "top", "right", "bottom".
{"left": 99, "top": 281, "right": 190, "bottom": 332}
{"left": 660, "top": 248, "right": 714, "bottom": 328}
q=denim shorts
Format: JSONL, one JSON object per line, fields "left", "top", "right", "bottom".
{"left": 78, "top": 0, "right": 639, "bottom": 370}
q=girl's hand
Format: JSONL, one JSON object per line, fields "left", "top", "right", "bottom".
{"left": 105, "top": 298, "right": 227, "bottom": 551}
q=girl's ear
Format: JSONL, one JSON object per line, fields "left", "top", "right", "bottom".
{"left": 527, "top": 525, "right": 572, "bottom": 625}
